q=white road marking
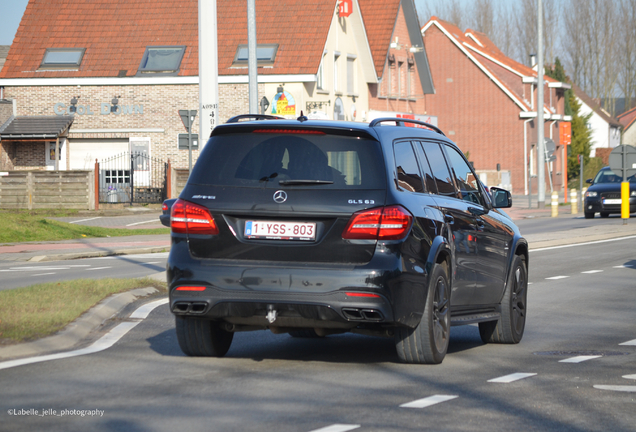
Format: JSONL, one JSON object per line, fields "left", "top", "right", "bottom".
{"left": 141, "top": 261, "right": 160, "bottom": 265}
{"left": 581, "top": 270, "right": 603, "bottom": 274}
{"left": 86, "top": 267, "right": 112, "bottom": 271}
{"left": 593, "top": 385, "right": 636, "bottom": 393}
{"left": 130, "top": 298, "right": 169, "bottom": 320}
{"left": 67, "top": 265, "right": 91, "bottom": 267}
{"left": 559, "top": 355, "right": 602, "bottom": 363}
{"left": 7, "top": 267, "right": 70, "bottom": 271}
{"left": 308, "top": 425, "right": 361, "bottom": 432}
{"left": 530, "top": 235, "right": 636, "bottom": 252}
{"left": 546, "top": 275, "right": 569, "bottom": 280}
{"left": 613, "top": 265, "right": 635, "bottom": 268}
{"left": 69, "top": 217, "right": 102, "bottom": 224}
{"left": 400, "top": 395, "right": 458, "bottom": 408}
{"left": 619, "top": 339, "right": 636, "bottom": 346}
{"left": 488, "top": 373, "right": 537, "bottom": 383}
{"left": 623, "top": 374, "right": 636, "bottom": 380}
{"left": 126, "top": 219, "right": 159, "bottom": 227}
{"left": 33, "top": 273, "right": 56, "bottom": 276}
{"left": 0, "top": 298, "right": 168, "bottom": 371}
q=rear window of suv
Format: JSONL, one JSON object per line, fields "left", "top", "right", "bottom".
{"left": 189, "top": 132, "right": 386, "bottom": 189}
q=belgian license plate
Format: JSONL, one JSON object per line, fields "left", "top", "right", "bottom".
{"left": 244, "top": 221, "right": 316, "bottom": 241}
{"left": 603, "top": 199, "right": 621, "bottom": 204}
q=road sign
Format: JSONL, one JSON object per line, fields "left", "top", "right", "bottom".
{"left": 609, "top": 145, "right": 636, "bottom": 179}
{"left": 179, "top": 110, "right": 197, "bottom": 133}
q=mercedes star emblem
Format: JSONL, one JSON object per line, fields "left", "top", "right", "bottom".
{"left": 274, "top": 191, "right": 287, "bottom": 204}
{"left": 273, "top": 190, "right": 287, "bottom": 203}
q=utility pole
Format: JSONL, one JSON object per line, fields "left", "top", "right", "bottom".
{"left": 199, "top": 0, "right": 219, "bottom": 149}
{"left": 536, "top": 0, "right": 545, "bottom": 208}
{"left": 247, "top": 0, "right": 258, "bottom": 114}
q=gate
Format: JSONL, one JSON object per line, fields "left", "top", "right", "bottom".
{"left": 98, "top": 152, "right": 168, "bottom": 204}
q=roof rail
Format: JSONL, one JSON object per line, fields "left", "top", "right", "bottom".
{"left": 226, "top": 114, "right": 284, "bottom": 123}
{"left": 369, "top": 117, "right": 446, "bottom": 136}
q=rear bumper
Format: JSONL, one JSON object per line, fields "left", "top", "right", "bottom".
{"left": 167, "top": 239, "right": 426, "bottom": 328}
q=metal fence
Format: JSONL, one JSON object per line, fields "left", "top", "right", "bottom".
{"left": 98, "top": 152, "right": 167, "bottom": 204}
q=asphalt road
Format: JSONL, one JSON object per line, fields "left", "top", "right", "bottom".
{"left": 0, "top": 239, "right": 635, "bottom": 431}
{"left": 515, "top": 212, "right": 635, "bottom": 236}
{"left": 0, "top": 253, "right": 168, "bottom": 291}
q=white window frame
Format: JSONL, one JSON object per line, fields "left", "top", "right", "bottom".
{"left": 334, "top": 52, "right": 341, "bottom": 93}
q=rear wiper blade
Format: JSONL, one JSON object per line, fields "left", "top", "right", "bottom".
{"left": 278, "top": 180, "right": 334, "bottom": 185}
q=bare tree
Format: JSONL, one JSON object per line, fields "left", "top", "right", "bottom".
{"left": 515, "top": 0, "right": 560, "bottom": 67}
{"left": 563, "top": 0, "right": 619, "bottom": 115}
{"left": 416, "top": 0, "right": 465, "bottom": 30}
{"left": 618, "top": 0, "right": 636, "bottom": 111}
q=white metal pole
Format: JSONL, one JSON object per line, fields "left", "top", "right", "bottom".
{"left": 247, "top": 0, "right": 258, "bottom": 114}
{"left": 536, "top": 0, "right": 545, "bottom": 208}
{"left": 199, "top": 0, "right": 219, "bottom": 149}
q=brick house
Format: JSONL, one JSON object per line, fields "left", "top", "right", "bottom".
{"left": 420, "top": 18, "right": 571, "bottom": 195}
{"left": 0, "top": 0, "right": 434, "bottom": 175}
{"left": 617, "top": 106, "right": 636, "bottom": 147}
{"left": 359, "top": 0, "right": 435, "bottom": 123}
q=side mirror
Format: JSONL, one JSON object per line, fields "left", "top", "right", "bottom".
{"left": 490, "top": 187, "right": 512, "bottom": 208}
{"left": 586, "top": 178, "right": 593, "bottom": 184}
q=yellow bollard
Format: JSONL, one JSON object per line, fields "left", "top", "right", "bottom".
{"left": 622, "top": 182, "right": 630, "bottom": 223}
{"left": 551, "top": 191, "right": 559, "bottom": 217}
{"left": 570, "top": 188, "right": 578, "bottom": 214}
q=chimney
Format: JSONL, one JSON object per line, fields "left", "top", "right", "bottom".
{"left": 529, "top": 53, "right": 537, "bottom": 67}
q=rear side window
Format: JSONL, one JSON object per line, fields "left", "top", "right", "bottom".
{"left": 189, "top": 132, "right": 386, "bottom": 189}
{"left": 420, "top": 142, "right": 456, "bottom": 197}
{"left": 394, "top": 141, "right": 424, "bottom": 193}
{"left": 444, "top": 145, "right": 486, "bottom": 206}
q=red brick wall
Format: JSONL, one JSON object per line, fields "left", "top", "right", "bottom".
{"left": 368, "top": 4, "right": 428, "bottom": 117}
{"left": 420, "top": 24, "right": 564, "bottom": 194}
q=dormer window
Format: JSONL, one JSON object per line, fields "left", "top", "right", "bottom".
{"left": 137, "top": 46, "right": 186, "bottom": 75}
{"left": 39, "top": 48, "right": 85, "bottom": 70}
{"left": 232, "top": 44, "right": 278, "bottom": 67}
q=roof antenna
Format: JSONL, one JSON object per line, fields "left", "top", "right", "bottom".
{"left": 297, "top": 110, "right": 308, "bottom": 122}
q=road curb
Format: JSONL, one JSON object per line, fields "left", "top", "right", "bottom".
{"left": 0, "top": 286, "right": 166, "bottom": 362}
{"left": 24, "top": 246, "right": 170, "bottom": 262}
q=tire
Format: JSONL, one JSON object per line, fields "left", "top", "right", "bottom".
{"left": 584, "top": 212, "right": 594, "bottom": 219}
{"left": 289, "top": 329, "right": 324, "bottom": 338}
{"left": 394, "top": 262, "right": 451, "bottom": 364}
{"left": 479, "top": 255, "right": 527, "bottom": 344}
{"left": 600, "top": 212, "right": 610, "bottom": 218}
{"left": 175, "top": 315, "right": 234, "bottom": 357}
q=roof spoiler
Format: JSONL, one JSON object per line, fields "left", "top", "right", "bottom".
{"left": 226, "top": 114, "right": 284, "bottom": 123}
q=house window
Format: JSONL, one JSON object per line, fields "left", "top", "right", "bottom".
{"left": 317, "top": 53, "right": 325, "bottom": 90}
{"left": 407, "top": 63, "right": 413, "bottom": 97}
{"left": 137, "top": 46, "right": 186, "bottom": 75}
{"left": 232, "top": 44, "right": 278, "bottom": 67}
{"left": 347, "top": 55, "right": 356, "bottom": 94}
{"left": 334, "top": 53, "right": 341, "bottom": 93}
{"left": 39, "top": 48, "right": 85, "bottom": 70}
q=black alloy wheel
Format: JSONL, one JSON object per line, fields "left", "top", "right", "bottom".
{"left": 479, "top": 255, "right": 527, "bottom": 344}
{"left": 395, "top": 262, "right": 450, "bottom": 364}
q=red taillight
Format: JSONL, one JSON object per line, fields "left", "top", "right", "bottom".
{"left": 342, "top": 205, "right": 413, "bottom": 240}
{"left": 175, "top": 286, "right": 207, "bottom": 291}
{"left": 170, "top": 199, "right": 219, "bottom": 235}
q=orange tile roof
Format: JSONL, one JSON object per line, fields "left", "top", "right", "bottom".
{"left": 358, "top": 0, "right": 401, "bottom": 79}
{"left": 617, "top": 106, "right": 636, "bottom": 130}
{"left": 571, "top": 82, "right": 622, "bottom": 127}
{"left": 1, "top": 0, "right": 337, "bottom": 79}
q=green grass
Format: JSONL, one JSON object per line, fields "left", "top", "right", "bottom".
{"left": 0, "top": 278, "right": 167, "bottom": 344}
{"left": 0, "top": 212, "right": 169, "bottom": 243}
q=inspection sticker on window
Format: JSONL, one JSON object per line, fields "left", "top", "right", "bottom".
{"left": 245, "top": 221, "right": 316, "bottom": 241}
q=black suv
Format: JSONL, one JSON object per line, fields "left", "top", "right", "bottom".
{"left": 167, "top": 115, "right": 528, "bottom": 364}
